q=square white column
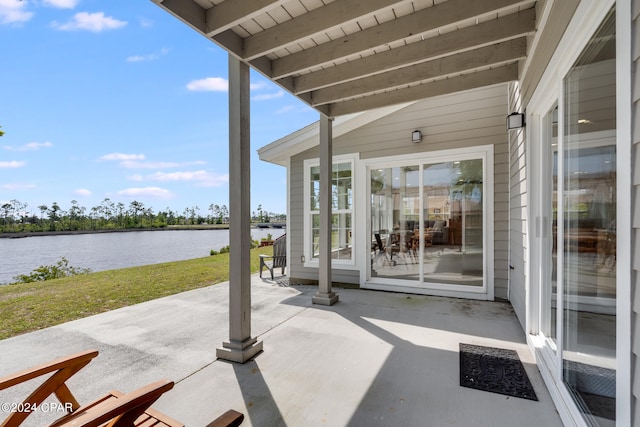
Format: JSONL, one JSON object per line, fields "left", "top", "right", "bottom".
{"left": 313, "top": 114, "right": 339, "bottom": 306}
{"left": 217, "top": 55, "right": 263, "bottom": 362}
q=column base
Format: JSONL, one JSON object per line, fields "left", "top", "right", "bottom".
{"left": 216, "top": 336, "right": 263, "bottom": 363}
{"left": 312, "top": 291, "right": 339, "bottom": 306}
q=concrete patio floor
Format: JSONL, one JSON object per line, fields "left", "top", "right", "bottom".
{"left": 0, "top": 275, "right": 562, "bottom": 426}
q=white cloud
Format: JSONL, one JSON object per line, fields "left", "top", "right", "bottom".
{"left": 139, "top": 18, "right": 153, "bottom": 28}
{"left": 2, "top": 183, "right": 35, "bottom": 190}
{"left": 0, "top": 160, "right": 26, "bottom": 168}
{"left": 250, "top": 82, "right": 268, "bottom": 91}
{"left": 0, "top": 0, "right": 33, "bottom": 25}
{"left": 101, "top": 152, "right": 145, "bottom": 161}
{"left": 117, "top": 187, "right": 173, "bottom": 198}
{"left": 126, "top": 47, "right": 168, "bottom": 63}
{"left": 186, "top": 77, "right": 228, "bottom": 92}
{"left": 43, "top": 0, "right": 79, "bottom": 9}
{"left": 252, "top": 90, "right": 284, "bottom": 101}
{"left": 3, "top": 141, "right": 53, "bottom": 151}
{"left": 275, "top": 105, "right": 296, "bottom": 115}
{"left": 137, "top": 170, "right": 229, "bottom": 187}
{"left": 120, "top": 160, "right": 205, "bottom": 169}
{"left": 73, "top": 188, "right": 92, "bottom": 196}
{"left": 52, "top": 11, "right": 127, "bottom": 32}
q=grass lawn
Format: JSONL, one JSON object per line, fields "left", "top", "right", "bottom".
{"left": 0, "top": 246, "right": 273, "bottom": 340}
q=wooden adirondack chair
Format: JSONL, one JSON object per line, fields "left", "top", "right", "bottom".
{"left": 259, "top": 233, "right": 286, "bottom": 280}
{"left": 0, "top": 349, "right": 244, "bottom": 427}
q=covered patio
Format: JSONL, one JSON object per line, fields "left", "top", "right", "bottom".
{"left": 145, "top": 0, "right": 635, "bottom": 425}
{"left": 150, "top": 0, "right": 540, "bottom": 362}
{"left": 0, "top": 275, "right": 562, "bottom": 426}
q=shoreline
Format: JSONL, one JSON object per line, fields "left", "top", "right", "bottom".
{"left": 0, "top": 225, "right": 230, "bottom": 239}
{"left": 0, "top": 223, "right": 287, "bottom": 239}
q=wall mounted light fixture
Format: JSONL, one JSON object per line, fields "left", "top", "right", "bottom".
{"left": 507, "top": 112, "right": 525, "bottom": 130}
{"left": 411, "top": 130, "right": 422, "bottom": 143}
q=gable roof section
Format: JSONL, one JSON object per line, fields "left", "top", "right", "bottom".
{"left": 153, "top": 0, "right": 536, "bottom": 117}
{"left": 258, "top": 101, "right": 415, "bottom": 165}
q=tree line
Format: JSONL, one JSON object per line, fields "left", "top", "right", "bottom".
{"left": 0, "top": 198, "right": 285, "bottom": 233}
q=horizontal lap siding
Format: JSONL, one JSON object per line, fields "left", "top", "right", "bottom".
{"left": 290, "top": 84, "right": 510, "bottom": 296}
{"left": 508, "top": 81, "right": 527, "bottom": 329}
{"left": 632, "top": 0, "right": 640, "bottom": 422}
{"left": 520, "top": 0, "right": 580, "bottom": 106}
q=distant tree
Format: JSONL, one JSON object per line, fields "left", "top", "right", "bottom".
{"left": 257, "top": 204, "right": 263, "bottom": 222}
{"left": 0, "top": 126, "right": 4, "bottom": 137}
{"left": 38, "top": 205, "right": 48, "bottom": 220}
{"left": 220, "top": 204, "right": 229, "bottom": 223}
{"left": 48, "top": 202, "right": 61, "bottom": 230}
{"left": 1, "top": 203, "right": 12, "bottom": 229}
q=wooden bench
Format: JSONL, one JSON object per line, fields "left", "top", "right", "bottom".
{"left": 259, "top": 233, "right": 286, "bottom": 280}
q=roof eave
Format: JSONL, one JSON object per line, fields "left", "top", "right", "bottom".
{"left": 257, "top": 102, "right": 417, "bottom": 166}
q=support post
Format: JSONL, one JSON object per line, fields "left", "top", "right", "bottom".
{"left": 217, "top": 54, "right": 263, "bottom": 363}
{"left": 312, "top": 114, "right": 339, "bottom": 305}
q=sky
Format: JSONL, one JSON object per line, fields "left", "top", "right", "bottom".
{"left": 0, "top": 0, "right": 319, "bottom": 218}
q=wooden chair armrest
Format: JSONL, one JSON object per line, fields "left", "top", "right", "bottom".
{"left": 50, "top": 379, "right": 179, "bottom": 427}
{"left": 259, "top": 254, "right": 272, "bottom": 259}
{"left": 0, "top": 349, "right": 99, "bottom": 426}
{"left": 0, "top": 349, "right": 99, "bottom": 390}
{"left": 207, "top": 409, "right": 244, "bottom": 427}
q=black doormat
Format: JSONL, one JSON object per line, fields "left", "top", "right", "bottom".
{"left": 459, "top": 343, "right": 538, "bottom": 401}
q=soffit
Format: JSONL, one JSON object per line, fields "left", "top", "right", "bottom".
{"left": 153, "top": 0, "right": 537, "bottom": 117}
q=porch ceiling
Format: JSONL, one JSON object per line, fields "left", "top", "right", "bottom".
{"left": 153, "top": 0, "right": 537, "bottom": 117}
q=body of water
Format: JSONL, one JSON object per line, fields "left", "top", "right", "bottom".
{"left": 0, "top": 228, "right": 284, "bottom": 285}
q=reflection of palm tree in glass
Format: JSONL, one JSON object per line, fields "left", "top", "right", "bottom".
{"left": 449, "top": 160, "right": 483, "bottom": 251}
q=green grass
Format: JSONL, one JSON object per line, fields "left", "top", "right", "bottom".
{"left": 0, "top": 246, "right": 273, "bottom": 340}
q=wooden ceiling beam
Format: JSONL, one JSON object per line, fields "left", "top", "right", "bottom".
{"left": 311, "top": 38, "right": 526, "bottom": 106}
{"left": 292, "top": 9, "right": 535, "bottom": 93}
{"left": 205, "top": 0, "right": 287, "bottom": 37}
{"left": 243, "top": 0, "right": 406, "bottom": 60}
{"left": 153, "top": 0, "right": 206, "bottom": 33}
{"left": 272, "top": 0, "right": 530, "bottom": 78}
{"left": 328, "top": 63, "right": 518, "bottom": 116}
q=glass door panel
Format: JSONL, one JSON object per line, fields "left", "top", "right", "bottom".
{"left": 422, "top": 160, "right": 483, "bottom": 287}
{"left": 561, "top": 7, "right": 616, "bottom": 425}
{"left": 541, "top": 104, "right": 559, "bottom": 352}
{"left": 371, "top": 165, "right": 419, "bottom": 280}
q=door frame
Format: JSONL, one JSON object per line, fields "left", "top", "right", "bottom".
{"left": 525, "top": 0, "right": 631, "bottom": 425}
{"left": 359, "top": 145, "right": 494, "bottom": 300}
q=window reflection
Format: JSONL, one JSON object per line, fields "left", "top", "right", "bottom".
{"left": 370, "top": 160, "right": 484, "bottom": 287}
{"left": 561, "top": 7, "right": 616, "bottom": 425}
{"left": 309, "top": 162, "right": 353, "bottom": 261}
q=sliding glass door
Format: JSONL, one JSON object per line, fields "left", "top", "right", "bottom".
{"left": 536, "top": 7, "right": 617, "bottom": 426}
{"left": 369, "top": 152, "right": 488, "bottom": 294}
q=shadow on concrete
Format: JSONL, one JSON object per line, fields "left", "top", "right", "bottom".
{"left": 230, "top": 359, "right": 287, "bottom": 427}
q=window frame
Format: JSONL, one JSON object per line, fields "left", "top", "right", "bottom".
{"left": 303, "top": 154, "right": 358, "bottom": 269}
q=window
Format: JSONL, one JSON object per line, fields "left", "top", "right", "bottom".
{"left": 304, "top": 158, "right": 354, "bottom": 265}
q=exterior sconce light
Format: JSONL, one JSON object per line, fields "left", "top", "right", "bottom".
{"left": 411, "top": 130, "right": 422, "bottom": 143}
{"left": 507, "top": 112, "right": 525, "bottom": 130}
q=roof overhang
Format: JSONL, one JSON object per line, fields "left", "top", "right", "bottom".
{"left": 152, "top": 0, "right": 537, "bottom": 118}
{"left": 258, "top": 101, "right": 416, "bottom": 165}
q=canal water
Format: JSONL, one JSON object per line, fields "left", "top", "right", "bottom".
{"left": 0, "top": 228, "right": 284, "bottom": 285}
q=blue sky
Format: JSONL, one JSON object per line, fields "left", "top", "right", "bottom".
{"left": 0, "top": 0, "right": 318, "bottom": 217}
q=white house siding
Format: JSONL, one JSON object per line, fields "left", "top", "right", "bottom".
{"left": 508, "top": 81, "right": 527, "bottom": 330}
{"left": 289, "top": 85, "right": 510, "bottom": 298}
{"left": 520, "top": 0, "right": 580, "bottom": 106}
{"left": 632, "top": 0, "right": 640, "bottom": 421}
